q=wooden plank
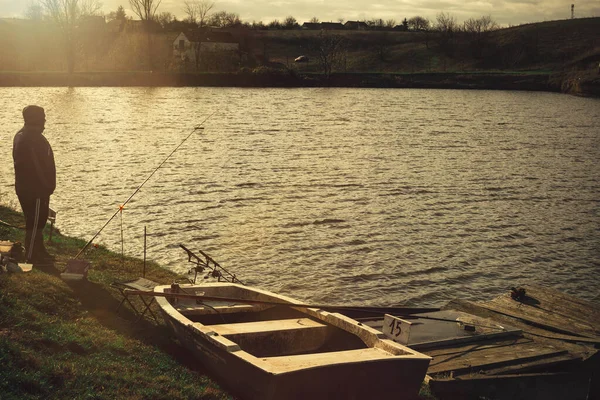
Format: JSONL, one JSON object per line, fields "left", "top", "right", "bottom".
{"left": 427, "top": 345, "right": 568, "bottom": 375}
{"left": 481, "top": 285, "right": 600, "bottom": 339}
{"left": 263, "top": 348, "right": 393, "bottom": 373}
{"left": 447, "top": 299, "right": 600, "bottom": 345}
{"left": 480, "top": 352, "right": 580, "bottom": 376}
{"left": 425, "top": 337, "right": 535, "bottom": 359}
{"left": 209, "top": 318, "right": 326, "bottom": 336}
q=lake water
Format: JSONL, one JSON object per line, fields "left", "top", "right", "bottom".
{"left": 1, "top": 87, "right": 599, "bottom": 307}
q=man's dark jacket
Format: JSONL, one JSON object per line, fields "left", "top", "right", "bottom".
{"left": 13, "top": 126, "right": 56, "bottom": 197}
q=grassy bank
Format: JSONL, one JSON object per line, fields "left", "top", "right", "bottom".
{"left": 0, "top": 204, "right": 233, "bottom": 400}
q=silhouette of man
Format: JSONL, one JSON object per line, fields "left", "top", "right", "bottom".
{"left": 12, "top": 105, "right": 56, "bottom": 265}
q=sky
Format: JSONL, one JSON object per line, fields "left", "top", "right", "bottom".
{"left": 1, "top": 0, "right": 599, "bottom": 26}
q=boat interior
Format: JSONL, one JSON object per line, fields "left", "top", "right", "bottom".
{"left": 165, "top": 284, "right": 372, "bottom": 358}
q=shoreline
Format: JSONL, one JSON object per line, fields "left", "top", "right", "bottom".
{"left": 1, "top": 71, "right": 598, "bottom": 97}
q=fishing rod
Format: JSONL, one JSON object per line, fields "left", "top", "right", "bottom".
{"left": 123, "top": 289, "right": 441, "bottom": 316}
{"left": 74, "top": 112, "right": 217, "bottom": 259}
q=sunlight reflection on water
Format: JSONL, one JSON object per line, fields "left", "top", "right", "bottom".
{"left": 1, "top": 87, "right": 599, "bottom": 306}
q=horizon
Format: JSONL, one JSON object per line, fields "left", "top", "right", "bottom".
{"left": 0, "top": 0, "right": 598, "bottom": 27}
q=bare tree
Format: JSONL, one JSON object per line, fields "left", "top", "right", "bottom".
{"left": 79, "top": 0, "right": 102, "bottom": 16}
{"left": 384, "top": 19, "right": 396, "bottom": 29}
{"left": 309, "top": 17, "right": 319, "bottom": 23}
{"left": 435, "top": 12, "right": 457, "bottom": 33}
{"left": 310, "top": 31, "right": 347, "bottom": 78}
{"left": 129, "top": 0, "right": 161, "bottom": 21}
{"left": 157, "top": 11, "right": 174, "bottom": 27}
{"left": 24, "top": 1, "right": 44, "bottom": 20}
{"left": 208, "top": 11, "right": 241, "bottom": 27}
{"left": 463, "top": 15, "right": 498, "bottom": 34}
{"left": 183, "top": 0, "right": 214, "bottom": 26}
{"left": 435, "top": 12, "right": 457, "bottom": 55}
{"left": 463, "top": 15, "right": 499, "bottom": 58}
{"left": 129, "top": 0, "right": 162, "bottom": 69}
{"left": 38, "top": 0, "right": 102, "bottom": 73}
{"left": 182, "top": 1, "right": 198, "bottom": 23}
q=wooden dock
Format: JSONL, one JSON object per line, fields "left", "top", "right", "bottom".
{"left": 426, "top": 285, "right": 599, "bottom": 399}
{"left": 358, "top": 285, "right": 599, "bottom": 400}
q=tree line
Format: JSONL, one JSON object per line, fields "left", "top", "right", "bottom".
{"left": 12, "top": 0, "right": 501, "bottom": 75}
{"left": 24, "top": 0, "right": 498, "bottom": 33}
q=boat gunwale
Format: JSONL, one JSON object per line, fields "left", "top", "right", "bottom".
{"left": 154, "top": 283, "right": 431, "bottom": 374}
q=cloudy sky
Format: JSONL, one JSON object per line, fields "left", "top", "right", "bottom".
{"left": 1, "top": 0, "right": 598, "bottom": 26}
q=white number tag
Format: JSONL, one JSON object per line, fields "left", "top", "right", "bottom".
{"left": 382, "top": 314, "right": 413, "bottom": 345}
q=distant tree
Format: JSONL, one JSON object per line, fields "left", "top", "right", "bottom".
{"left": 251, "top": 20, "right": 266, "bottom": 30}
{"left": 79, "top": 0, "right": 102, "bottom": 16}
{"left": 463, "top": 15, "right": 498, "bottom": 34}
{"left": 182, "top": 1, "right": 198, "bottom": 23}
{"left": 310, "top": 30, "right": 347, "bottom": 78}
{"left": 268, "top": 19, "right": 281, "bottom": 29}
{"left": 402, "top": 18, "right": 408, "bottom": 30}
{"left": 208, "top": 11, "right": 241, "bottom": 27}
{"left": 463, "top": 15, "right": 499, "bottom": 58}
{"left": 283, "top": 16, "right": 299, "bottom": 29}
{"left": 129, "top": 0, "right": 162, "bottom": 69}
{"left": 309, "top": 17, "right": 319, "bottom": 23}
{"left": 106, "top": 5, "right": 127, "bottom": 21}
{"left": 129, "top": 0, "right": 162, "bottom": 22}
{"left": 407, "top": 16, "right": 430, "bottom": 31}
{"left": 337, "top": 18, "right": 345, "bottom": 24}
{"left": 183, "top": 0, "right": 214, "bottom": 27}
{"left": 156, "top": 11, "right": 174, "bottom": 27}
{"left": 38, "top": 0, "right": 103, "bottom": 73}
{"left": 384, "top": 19, "right": 396, "bottom": 29}
{"left": 24, "top": 1, "right": 44, "bottom": 20}
{"left": 435, "top": 12, "right": 458, "bottom": 56}
{"left": 373, "top": 31, "right": 393, "bottom": 61}
{"left": 435, "top": 12, "right": 457, "bottom": 33}
{"left": 367, "top": 18, "right": 384, "bottom": 29}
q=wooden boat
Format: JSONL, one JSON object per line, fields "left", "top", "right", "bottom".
{"left": 154, "top": 282, "right": 431, "bottom": 400}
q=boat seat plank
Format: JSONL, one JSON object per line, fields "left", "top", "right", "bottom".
{"left": 177, "top": 302, "right": 264, "bottom": 316}
{"left": 263, "top": 348, "right": 394, "bottom": 373}
{"left": 209, "top": 318, "right": 326, "bottom": 336}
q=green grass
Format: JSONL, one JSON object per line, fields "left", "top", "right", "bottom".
{"left": 0, "top": 204, "right": 232, "bottom": 400}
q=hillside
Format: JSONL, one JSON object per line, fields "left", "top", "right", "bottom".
{"left": 0, "top": 17, "right": 598, "bottom": 95}
{"left": 256, "top": 18, "right": 599, "bottom": 73}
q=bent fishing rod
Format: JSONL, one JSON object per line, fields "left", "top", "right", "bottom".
{"left": 74, "top": 111, "right": 217, "bottom": 259}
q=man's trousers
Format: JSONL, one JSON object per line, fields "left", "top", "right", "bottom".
{"left": 17, "top": 193, "right": 50, "bottom": 263}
